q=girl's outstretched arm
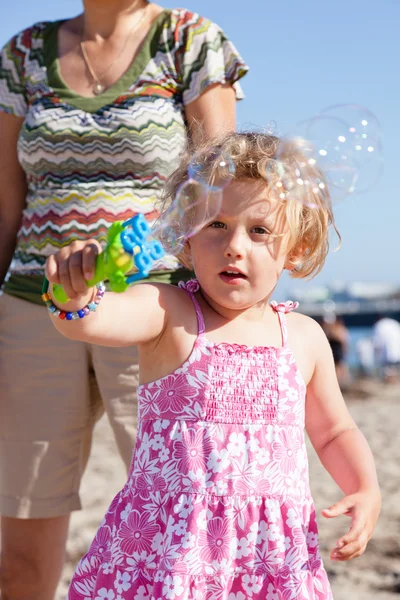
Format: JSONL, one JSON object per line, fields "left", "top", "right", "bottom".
{"left": 45, "top": 239, "right": 178, "bottom": 347}
{"left": 305, "top": 320, "right": 381, "bottom": 561}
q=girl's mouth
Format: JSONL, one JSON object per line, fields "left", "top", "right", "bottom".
{"left": 219, "top": 270, "right": 247, "bottom": 284}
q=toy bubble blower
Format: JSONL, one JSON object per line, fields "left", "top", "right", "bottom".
{"left": 51, "top": 214, "right": 165, "bottom": 303}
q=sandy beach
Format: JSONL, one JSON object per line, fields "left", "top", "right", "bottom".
{"left": 56, "top": 379, "right": 400, "bottom": 600}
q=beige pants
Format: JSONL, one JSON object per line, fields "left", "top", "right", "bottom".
{"left": 0, "top": 293, "right": 138, "bottom": 518}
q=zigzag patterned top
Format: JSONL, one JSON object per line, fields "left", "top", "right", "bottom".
{"left": 0, "top": 8, "right": 248, "bottom": 280}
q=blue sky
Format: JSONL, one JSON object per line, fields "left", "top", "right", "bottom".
{"left": 1, "top": 0, "right": 398, "bottom": 295}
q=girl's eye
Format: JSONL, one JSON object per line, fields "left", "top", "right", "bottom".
{"left": 252, "top": 226, "right": 270, "bottom": 235}
{"left": 209, "top": 221, "right": 226, "bottom": 229}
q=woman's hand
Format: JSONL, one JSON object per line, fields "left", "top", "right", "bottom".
{"left": 322, "top": 489, "right": 381, "bottom": 561}
{"left": 45, "top": 239, "right": 102, "bottom": 302}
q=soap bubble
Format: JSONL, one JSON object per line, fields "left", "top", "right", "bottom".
{"left": 266, "top": 104, "right": 383, "bottom": 206}
{"left": 151, "top": 149, "right": 233, "bottom": 254}
{"left": 188, "top": 149, "right": 236, "bottom": 191}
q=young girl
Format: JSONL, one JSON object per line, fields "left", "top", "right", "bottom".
{"left": 45, "top": 132, "right": 381, "bottom": 600}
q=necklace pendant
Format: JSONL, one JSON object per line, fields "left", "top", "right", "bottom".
{"left": 93, "top": 82, "right": 105, "bottom": 95}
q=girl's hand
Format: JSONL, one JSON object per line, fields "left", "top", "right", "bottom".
{"left": 45, "top": 240, "right": 102, "bottom": 301}
{"left": 322, "top": 490, "right": 381, "bottom": 561}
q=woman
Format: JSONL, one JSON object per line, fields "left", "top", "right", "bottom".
{"left": 0, "top": 1, "right": 248, "bottom": 597}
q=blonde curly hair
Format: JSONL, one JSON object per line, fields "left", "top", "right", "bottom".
{"left": 157, "top": 131, "right": 340, "bottom": 279}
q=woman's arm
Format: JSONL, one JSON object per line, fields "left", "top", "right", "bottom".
{"left": 305, "top": 320, "right": 381, "bottom": 560}
{"left": 0, "top": 112, "right": 27, "bottom": 286}
{"left": 184, "top": 82, "right": 236, "bottom": 145}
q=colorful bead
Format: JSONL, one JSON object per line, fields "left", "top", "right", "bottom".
{"left": 42, "top": 282, "right": 105, "bottom": 322}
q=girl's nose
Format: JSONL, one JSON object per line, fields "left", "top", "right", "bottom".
{"left": 224, "top": 232, "right": 245, "bottom": 259}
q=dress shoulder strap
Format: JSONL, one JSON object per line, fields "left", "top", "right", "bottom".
{"left": 178, "top": 279, "right": 206, "bottom": 335}
{"left": 270, "top": 300, "right": 299, "bottom": 347}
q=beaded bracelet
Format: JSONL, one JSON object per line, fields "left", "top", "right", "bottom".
{"left": 41, "top": 277, "right": 105, "bottom": 321}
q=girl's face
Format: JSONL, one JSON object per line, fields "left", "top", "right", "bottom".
{"left": 187, "top": 179, "right": 292, "bottom": 315}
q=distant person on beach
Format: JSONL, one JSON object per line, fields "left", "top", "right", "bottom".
{"left": 355, "top": 336, "right": 375, "bottom": 378}
{"left": 322, "top": 314, "right": 351, "bottom": 388}
{"left": 373, "top": 315, "right": 400, "bottom": 382}
{"left": 45, "top": 132, "right": 381, "bottom": 600}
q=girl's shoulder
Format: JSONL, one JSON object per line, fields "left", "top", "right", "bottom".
{"left": 287, "top": 309, "right": 326, "bottom": 338}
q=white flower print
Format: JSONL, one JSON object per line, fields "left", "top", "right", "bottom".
{"left": 227, "top": 432, "right": 247, "bottom": 457}
{"left": 255, "top": 446, "right": 270, "bottom": 465}
{"left": 173, "top": 519, "right": 187, "bottom": 536}
{"left": 162, "top": 575, "right": 184, "bottom": 599}
{"left": 196, "top": 508, "right": 209, "bottom": 529}
{"left": 126, "top": 551, "right": 156, "bottom": 580}
{"left": 266, "top": 583, "right": 279, "bottom": 600}
{"left": 246, "top": 436, "right": 260, "bottom": 453}
{"left": 134, "top": 584, "right": 151, "bottom": 600}
{"left": 214, "top": 479, "right": 228, "bottom": 495}
{"left": 101, "top": 562, "right": 114, "bottom": 575}
{"left": 114, "top": 570, "right": 131, "bottom": 594}
{"left": 277, "top": 354, "right": 291, "bottom": 373}
{"left": 142, "top": 491, "right": 170, "bottom": 523}
{"left": 173, "top": 494, "right": 195, "bottom": 518}
{"left": 286, "top": 507, "right": 301, "bottom": 529}
{"left": 120, "top": 503, "right": 132, "bottom": 521}
{"left": 158, "top": 447, "right": 170, "bottom": 462}
{"left": 153, "top": 419, "right": 170, "bottom": 433}
{"left": 228, "top": 593, "right": 246, "bottom": 600}
{"left": 230, "top": 535, "right": 251, "bottom": 559}
{"left": 267, "top": 522, "right": 282, "bottom": 542}
{"left": 182, "top": 468, "right": 213, "bottom": 492}
{"left": 248, "top": 520, "right": 268, "bottom": 544}
{"left": 286, "top": 387, "right": 299, "bottom": 402}
{"left": 206, "top": 448, "right": 230, "bottom": 473}
{"left": 151, "top": 433, "right": 165, "bottom": 450}
{"left": 95, "top": 589, "right": 115, "bottom": 600}
{"left": 242, "top": 574, "right": 262, "bottom": 596}
{"left": 265, "top": 424, "right": 276, "bottom": 443}
{"left": 264, "top": 498, "right": 281, "bottom": 523}
{"left": 181, "top": 531, "right": 196, "bottom": 549}
{"left": 307, "top": 532, "right": 319, "bottom": 548}
{"left": 277, "top": 376, "right": 290, "bottom": 392}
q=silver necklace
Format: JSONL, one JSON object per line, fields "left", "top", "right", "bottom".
{"left": 80, "top": 3, "right": 148, "bottom": 95}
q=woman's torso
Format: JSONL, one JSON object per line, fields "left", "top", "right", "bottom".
{"left": 13, "top": 10, "right": 186, "bottom": 276}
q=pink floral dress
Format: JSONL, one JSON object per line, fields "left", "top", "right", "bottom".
{"left": 67, "top": 280, "right": 333, "bottom": 600}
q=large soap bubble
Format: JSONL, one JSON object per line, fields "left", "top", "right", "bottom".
{"left": 150, "top": 149, "right": 235, "bottom": 254}
{"left": 266, "top": 104, "right": 383, "bottom": 206}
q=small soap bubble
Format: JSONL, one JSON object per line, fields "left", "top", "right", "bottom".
{"left": 188, "top": 149, "right": 236, "bottom": 191}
